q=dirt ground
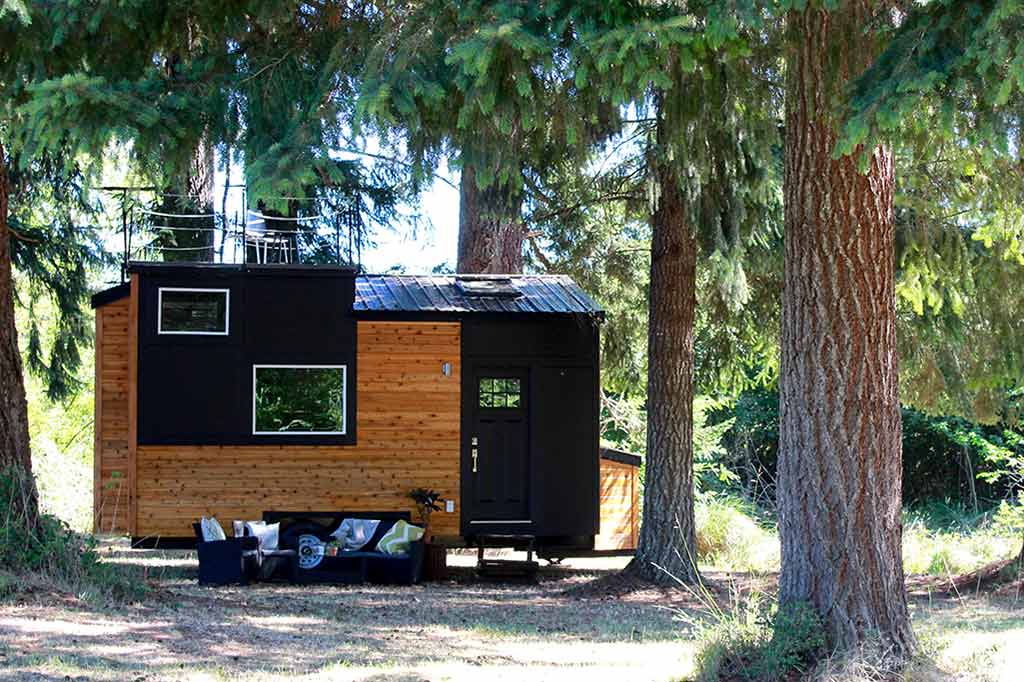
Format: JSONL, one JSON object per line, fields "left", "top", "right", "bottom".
{"left": 0, "top": 544, "right": 1021, "bottom": 682}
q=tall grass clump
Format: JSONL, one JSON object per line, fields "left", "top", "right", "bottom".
{"left": 695, "top": 497, "right": 780, "bottom": 573}
{"left": 0, "top": 466, "right": 146, "bottom": 603}
{"left": 688, "top": 590, "right": 825, "bottom": 682}
{"left": 902, "top": 502, "right": 1020, "bottom": 576}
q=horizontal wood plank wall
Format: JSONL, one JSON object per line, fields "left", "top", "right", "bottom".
{"left": 93, "top": 298, "right": 132, "bottom": 534}
{"left": 135, "top": 321, "right": 461, "bottom": 539}
{"left": 594, "top": 458, "right": 639, "bottom": 551}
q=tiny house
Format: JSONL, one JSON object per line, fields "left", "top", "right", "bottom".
{"left": 91, "top": 262, "right": 639, "bottom": 552}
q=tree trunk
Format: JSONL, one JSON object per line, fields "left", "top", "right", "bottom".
{"left": 0, "top": 140, "right": 39, "bottom": 525}
{"left": 457, "top": 164, "right": 524, "bottom": 274}
{"left": 778, "top": 1, "right": 915, "bottom": 656}
{"left": 160, "top": 135, "right": 216, "bottom": 263}
{"left": 625, "top": 113, "right": 700, "bottom": 585}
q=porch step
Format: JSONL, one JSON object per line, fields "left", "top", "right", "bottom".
{"left": 475, "top": 534, "right": 539, "bottom": 579}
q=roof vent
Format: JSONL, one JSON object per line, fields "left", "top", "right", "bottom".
{"left": 455, "top": 276, "right": 522, "bottom": 298}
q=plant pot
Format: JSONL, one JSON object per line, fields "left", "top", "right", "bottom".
{"left": 422, "top": 543, "right": 448, "bottom": 581}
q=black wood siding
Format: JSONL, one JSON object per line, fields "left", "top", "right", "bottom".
{"left": 137, "top": 268, "right": 357, "bottom": 445}
{"left": 460, "top": 317, "right": 600, "bottom": 539}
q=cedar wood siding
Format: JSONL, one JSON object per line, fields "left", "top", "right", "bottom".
{"left": 93, "top": 294, "right": 133, "bottom": 534}
{"left": 92, "top": 283, "right": 462, "bottom": 538}
{"left": 594, "top": 457, "right": 639, "bottom": 551}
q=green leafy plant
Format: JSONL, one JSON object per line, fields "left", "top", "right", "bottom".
{"left": 409, "top": 488, "right": 444, "bottom": 539}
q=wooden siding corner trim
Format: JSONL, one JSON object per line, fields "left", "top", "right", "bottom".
{"left": 92, "top": 306, "right": 103, "bottom": 533}
{"left": 128, "top": 273, "right": 139, "bottom": 536}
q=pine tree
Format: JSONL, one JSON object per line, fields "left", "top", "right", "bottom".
{"left": 360, "top": 1, "right": 608, "bottom": 273}
{"left": 777, "top": 0, "right": 915, "bottom": 655}
{"left": 562, "top": 0, "right": 780, "bottom": 584}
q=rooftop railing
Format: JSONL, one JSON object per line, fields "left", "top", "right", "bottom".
{"left": 101, "top": 186, "right": 365, "bottom": 282}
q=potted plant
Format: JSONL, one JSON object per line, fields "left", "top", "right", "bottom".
{"left": 409, "top": 488, "right": 448, "bottom": 581}
{"left": 409, "top": 488, "right": 443, "bottom": 539}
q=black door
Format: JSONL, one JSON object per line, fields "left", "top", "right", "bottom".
{"left": 467, "top": 368, "right": 530, "bottom": 523}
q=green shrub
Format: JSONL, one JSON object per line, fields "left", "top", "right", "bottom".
{"left": 0, "top": 467, "right": 146, "bottom": 603}
{"left": 691, "top": 597, "right": 825, "bottom": 682}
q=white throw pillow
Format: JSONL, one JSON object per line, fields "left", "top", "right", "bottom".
{"left": 201, "top": 516, "right": 227, "bottom": 542}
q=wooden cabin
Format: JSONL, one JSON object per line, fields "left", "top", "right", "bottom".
{"left": 91, "top": 262, "right": 639, "bottom": 553}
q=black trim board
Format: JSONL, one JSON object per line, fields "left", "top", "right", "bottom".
{"left": 90, "top": 283, "right": 131, "bottom": 309}
{"left": 600, "top": 447, "right": 642, "bottom": 468}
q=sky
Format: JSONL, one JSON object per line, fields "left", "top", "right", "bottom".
{"left": 360, "top": 169, "right": 460, "bottom": 274}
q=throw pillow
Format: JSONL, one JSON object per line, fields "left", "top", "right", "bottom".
{"left": 200, "top": 516, "right": 227, "bottom": 542}
{"left": 246, "top": 521, "right": 280, "bottom": 550}
{"left": 375, "top": 520, "right": 425, "bottom": 556}
{"left": 336, "top": 518, "right": 381, "bottom": 552}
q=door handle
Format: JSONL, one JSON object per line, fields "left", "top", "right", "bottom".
{"left": 472, "top": 447, "right": 478, "bottom": 473}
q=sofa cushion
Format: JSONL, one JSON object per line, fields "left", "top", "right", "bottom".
{"left": 375, "top": 520, "right": 425, "bottom": 556}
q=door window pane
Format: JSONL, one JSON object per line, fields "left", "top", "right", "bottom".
{"left": 479, "top": 377, "right": 521, "bottom": 409}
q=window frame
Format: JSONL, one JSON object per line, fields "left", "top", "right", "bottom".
{"left": 157, "top": 287, "right": 231, "bottom": 336}
{"left": 251, "top": 364, "right": 348, "bottom": 436}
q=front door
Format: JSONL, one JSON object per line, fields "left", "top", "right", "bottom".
{"left": 467, "top": 368, "right": 530, "bottom": 524}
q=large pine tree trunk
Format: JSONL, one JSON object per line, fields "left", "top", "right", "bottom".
{"left": 626, "top": 113, "right": 700, "bottom": 585}
{"left": 0, "top": 140, "right": 39, "bottom": 525}
{"left": 457, "top": 164, "right": 524, "bottom": 274}
{"left": 160, "top": 135, "right": 216, "bottom": 263}
{"left": 778, "top": 1, "right": 915, "bottom": 655}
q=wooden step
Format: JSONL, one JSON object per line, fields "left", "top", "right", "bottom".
{"left": 475, "top": 534, "right": 538, "bottom": 578}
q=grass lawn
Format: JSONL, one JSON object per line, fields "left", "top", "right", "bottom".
{"left": 0, "top": 543, "right": 1021, "bottom": 681}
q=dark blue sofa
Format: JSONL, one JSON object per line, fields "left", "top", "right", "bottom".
{"left": 264, "top": 511, "right": 425, "bottom": 585}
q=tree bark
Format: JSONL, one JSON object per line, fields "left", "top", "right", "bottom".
{"left": 0, "top": 139, "right": 40, "bottom": 525}
{"left": 457, "top": 164, "right": 524, "bottom": 274}
{"left": 778, "top": 1, "right": 915, "bottom": 656}
{"left": 160, "top": 134, "right": 216, "bottom": 263}
{"left": 626, "top": 110, "right": 700, "bottom": 585}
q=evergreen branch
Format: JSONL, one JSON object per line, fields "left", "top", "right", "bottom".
{"left": 6, "top": 225, "right": 40, "bottom": 243}
{"left": 240, "top": 51, "right": 295, "bottom": 84}
{"left": 337, "top": 146, "right": 458, "bottom": 190}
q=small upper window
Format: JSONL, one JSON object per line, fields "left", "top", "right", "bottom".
{"left": 253, "top": 365, "right": 347, "bottom": 435}
{"left": 479, "top": 377, "right": 522, "bottom": 408}
{"left": 158, "top": 288, "right": 229, "bottom": 335}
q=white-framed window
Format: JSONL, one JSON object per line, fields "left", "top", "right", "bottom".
{"left": 157, "top": 287, "right": 230, "bottom": 335}
{"left": 252, "top": 365, "right": 347, "bottom": 435}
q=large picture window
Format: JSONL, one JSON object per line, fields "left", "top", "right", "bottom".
{"left": 158, "top": 288, "right": 229, "bottom": 335}
{"left": 253, "top": 365, "right": 347, "bottom": 435}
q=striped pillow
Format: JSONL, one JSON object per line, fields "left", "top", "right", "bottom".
{"left": 375, "top": 520, "right": 425, "bottom": 556}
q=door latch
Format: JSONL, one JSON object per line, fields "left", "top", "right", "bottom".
{"left": 471, "top": 436, "right": 479, "bottom": 472}
{"left": 472, "top": 447, "right": 479, "bottom": 473}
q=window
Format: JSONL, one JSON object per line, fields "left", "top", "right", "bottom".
{"left": 479, "top": 377, "right": 521, "bottom": 408}
{"left": 158, "top": 288, "right": 229, "bottom": 335}
{"left": 253, "top": 365, "right": 346, "bottom": 435}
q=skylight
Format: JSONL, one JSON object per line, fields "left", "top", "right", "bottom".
{"left": 455, "top": 276, "right": 522, "bottom": 298}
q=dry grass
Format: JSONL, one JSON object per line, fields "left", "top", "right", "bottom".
{"left": 0, "top": 541, "right": 1021, "bottom": 682}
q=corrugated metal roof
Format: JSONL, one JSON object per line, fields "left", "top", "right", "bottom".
{"left": 354, "top": 275, "right": 604, "bottom": 316}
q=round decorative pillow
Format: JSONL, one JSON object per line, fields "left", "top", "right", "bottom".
{"left": 297, "top": 534, "right": 325, "bottom": 569}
